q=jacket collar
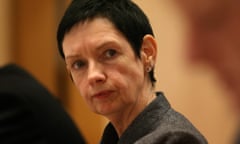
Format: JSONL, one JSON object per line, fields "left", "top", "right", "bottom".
{"left": 100, "top": 92, "right": 170, "bottom": 144}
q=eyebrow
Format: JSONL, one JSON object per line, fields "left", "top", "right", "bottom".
{"left": 65, "top": 39, "right": 119, "bottom": 60}
{"left": 65, "top": 55, "right": 82, "bottom": 61}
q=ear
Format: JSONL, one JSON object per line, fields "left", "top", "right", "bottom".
{"left": 140, "top": 34, "right": 157, "bottom": 66}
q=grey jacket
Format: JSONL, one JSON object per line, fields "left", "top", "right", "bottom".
{"left": 100, "top": 92, "right": 207, "bottom": 144}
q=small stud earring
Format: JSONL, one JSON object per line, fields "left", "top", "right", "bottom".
{"left": 146, "top": 66, "right": 152, "bottom": 72}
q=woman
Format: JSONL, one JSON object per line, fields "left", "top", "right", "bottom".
{"left": 57, "top": 0, "right": 207, "bottom": 143}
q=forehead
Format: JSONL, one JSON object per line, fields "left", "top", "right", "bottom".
{"left": 68, "top": 17, "right": 117, "bottom": 37}
{"left": 63, "top": 18, "right": 120, "bottom": 45}
{"left": 62, "top": 17, "right": 132, "bottom": 57}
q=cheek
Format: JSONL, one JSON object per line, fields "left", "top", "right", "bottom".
{"left": 74, "top": 80, "right": 89, "bottom": 101}
{"left": 109, "top": 63, "right": 144, "bottom": 89}
{"left": 75, "top": 81, "right": 97, "bottom": 111}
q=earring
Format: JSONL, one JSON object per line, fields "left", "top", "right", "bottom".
{"left": 146, "top": 65, "right": 152, "bottom": 72}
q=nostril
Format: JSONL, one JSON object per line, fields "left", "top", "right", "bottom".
{"left": 96, "top": 78, "right": 105, "bottom": 83}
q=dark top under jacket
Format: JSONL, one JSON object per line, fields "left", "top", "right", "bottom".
{"left": 100, "top": 92, "right": 208, "bottom": 144}
{"left": 0, "top": 64, "right": 86, "bottom": 144}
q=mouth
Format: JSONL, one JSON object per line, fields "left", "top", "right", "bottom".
{"left": 92, "top": 90, "right": 114, "bottom": 100}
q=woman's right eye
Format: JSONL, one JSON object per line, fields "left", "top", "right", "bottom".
{"left": 71, "top": 60, "right": 85, "bottom": 70}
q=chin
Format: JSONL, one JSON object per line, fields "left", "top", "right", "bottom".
{"left": 94, "top": 107, "right": 114, "bottom": 116}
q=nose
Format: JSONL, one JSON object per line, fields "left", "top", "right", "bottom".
{"left": 87, "top": 62, "right": 106, "bottom": 85}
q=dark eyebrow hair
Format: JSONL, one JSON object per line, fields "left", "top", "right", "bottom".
{"left": 65, "top": 55, "right": 82, "bottom": 61}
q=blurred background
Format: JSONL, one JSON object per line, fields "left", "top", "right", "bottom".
{"left": 0, "top": 0, "right": 238, "bottom": 143}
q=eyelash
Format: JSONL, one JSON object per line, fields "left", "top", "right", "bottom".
{"left": 68, "top": 49, "right": 118, "bottom": 71}
{"left": 71, "top": 60, "right": 85, "bottom": 70}
{"left": 104, "top": 49, "right": 117, "bottom": 59}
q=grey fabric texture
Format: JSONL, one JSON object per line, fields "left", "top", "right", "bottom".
{"left": 101, "top": 92, "right": 207, "bottom": 144}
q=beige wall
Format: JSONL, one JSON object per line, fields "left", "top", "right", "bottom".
{"left": 1, "top": 0, "right": 238, "bottom": 144}
{"left": 0, "top": 0, "right": 12, "bottom": 66}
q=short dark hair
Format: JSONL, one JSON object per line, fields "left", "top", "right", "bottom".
{"left": 57, "top": 0, "right": 156, "bottom": 85}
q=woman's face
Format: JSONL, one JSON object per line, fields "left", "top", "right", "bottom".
{"left": 63, "top": 18, "right": 150, "bottom": 117}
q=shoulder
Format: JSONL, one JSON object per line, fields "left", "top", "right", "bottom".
{"left": 157, "top": 131, "right": 203, "bottom": 143}
{"left": 159, "top": 108, "right": 208, "bottom": 143}
{"left": 136, "top": 130, "right": 207, "bottom": 144}
{"left": 139, "top": 131, "right": 207, "bottom": 144}
{"left": 138, "top": 92, "right": 208, "bottom": 144}
{"left": 153, "top": 93, "right": 201, "bottom": 132}
{"left": 135, "top": 108, "right": 208, "bottom": 144}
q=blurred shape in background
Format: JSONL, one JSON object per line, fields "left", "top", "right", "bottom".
{"left": 0, "top": 63, "right": 86, "bottom": 144}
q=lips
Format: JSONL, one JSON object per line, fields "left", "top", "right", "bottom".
{"left": 92, "top": 90, "right": 114, "bottom": 99}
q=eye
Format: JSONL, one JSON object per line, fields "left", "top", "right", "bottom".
{"left": 71, "top": 60, "right": 86, "bottom": 70}
{"left": 105, "top": 49, "right": 117, "bottom": 58}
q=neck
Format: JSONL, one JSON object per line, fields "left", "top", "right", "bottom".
{"left": 107, "top": 84, "right": 156, "bottom": 137}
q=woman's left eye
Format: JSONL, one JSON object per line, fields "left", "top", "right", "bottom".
{"left": 105, "top": 49, "right": 117, "bottom": 58}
